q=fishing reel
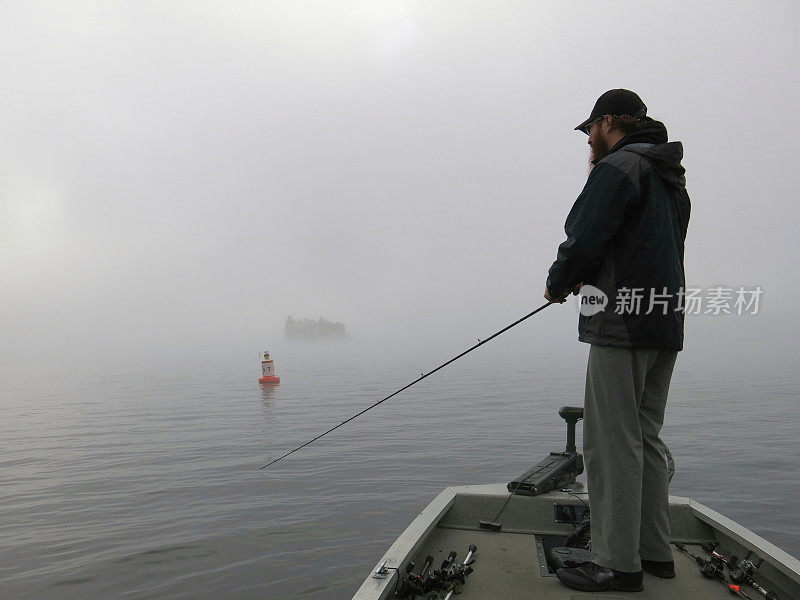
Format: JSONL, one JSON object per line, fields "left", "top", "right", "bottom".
{"left": 698, "top": 542, "right": 781, "bottom": 600}
{"left": 434, "top": 544, "right": 477, "bottom": 597}
{"left": 728, "top": 558, "right": 778, "bottom": 599}
{"left": 678, "top": 543, "right": 727, "bottom": 580}
{"left": 396, "top": 552, "right": 454, "bottom": 599}
{"left": 702, "top": 543, "right": 756, "bottom": 584}
{"left": 730, "top": 558, "right": 757, "bottom": 584}
{"left": 427, "top": 551, "right": 458, "bottom": 593}
{"left": 446, "top": 544, "right": 477, "bottom": 586}
{"left": 395, "top": 555, "right": 434, "bottom": 599}
{"left": 398, "top": 545, "right": 477, "bottom": 599}
{"left": 699, "top": 556, "right": 727, "bottom": 580}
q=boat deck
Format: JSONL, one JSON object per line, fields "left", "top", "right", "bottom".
{"left": 418, "top": 527, "right": 734, "bottom": 599}
{"left": 353, "top": 484, "right": 800, "bottom": 600}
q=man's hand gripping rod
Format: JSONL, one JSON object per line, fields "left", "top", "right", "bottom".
{"left": 260, "top": 301, "right": 556, "bottom": 469}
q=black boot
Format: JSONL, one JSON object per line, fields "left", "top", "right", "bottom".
{"left": 556, "top": 561, "right": 644, "bottom": 592}
{"left": 641, "top": 559, "right": 675, "bottom": 578}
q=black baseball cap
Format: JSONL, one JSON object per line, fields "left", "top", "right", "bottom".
{"left": 575, "top": 89, "right": 647, "bottom": 133}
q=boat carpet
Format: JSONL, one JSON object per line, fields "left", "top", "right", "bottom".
{"left": 413, "top": 526, "right": 741, "bottom": 599}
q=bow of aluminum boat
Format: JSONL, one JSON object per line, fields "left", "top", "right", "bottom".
{"left": 352, "top": 483, "right": 800, "bottom": 600}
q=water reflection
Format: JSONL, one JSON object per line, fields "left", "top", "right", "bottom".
{"left": 260, "top": 382, "right": 279, "bottom": 407}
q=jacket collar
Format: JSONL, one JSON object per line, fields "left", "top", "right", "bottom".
{"left": 591, "top": 119, "right": 669, "bottom": 165}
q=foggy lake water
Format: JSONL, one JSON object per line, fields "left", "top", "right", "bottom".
{"left": 1, "top": 327, "right": 798, "bottom": 600}
{"left": 3, "top": 3, "right": 800, "bottom": 599}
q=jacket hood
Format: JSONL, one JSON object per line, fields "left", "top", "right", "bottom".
{"left": 626, "top": 141, "right": 686, "bottom": 189}
{"left": 595, "top": 120, "right": 687, "bottom": 189}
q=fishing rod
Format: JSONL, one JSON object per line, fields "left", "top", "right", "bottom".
{"left": 701, "top": 544, "right": 780, "bottom": 600}
{"left": 260, "top": 301, "right": 556, "bottom": 469}
{"left": 396, "top": 555, "right": 434, "bottom": 599}
{"left": 673, "top": 543, "right": 757, "bottom": 600}
{"left": 425, "top": 545, "right": 478, "bottom": 600}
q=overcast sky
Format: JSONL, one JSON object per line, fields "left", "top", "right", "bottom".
{"left": 2, "top": 1, "right": 798, "bottom": 367}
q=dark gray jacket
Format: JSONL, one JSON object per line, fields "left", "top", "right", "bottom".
{"left": 546, "top": 122, "right": 691, "bottom": 350}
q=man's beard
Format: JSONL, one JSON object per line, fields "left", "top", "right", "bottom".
{"left": 589, "top": 134, "right": 611, "bottom": 165}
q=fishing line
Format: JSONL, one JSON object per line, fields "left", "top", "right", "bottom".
{"left": 260, "top": 301, "right": 556, "bottom": 469}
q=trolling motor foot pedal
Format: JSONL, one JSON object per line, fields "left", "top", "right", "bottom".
{"left": 506, "top": 406, "right": 585, "bottom": 496}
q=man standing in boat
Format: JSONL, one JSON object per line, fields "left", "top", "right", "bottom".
{"left": 544, "top": 89, "right": 691, "bottom": 593}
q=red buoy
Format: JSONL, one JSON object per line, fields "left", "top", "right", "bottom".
{"left": 259, "top": 351, "right": 280, "bottom": 384}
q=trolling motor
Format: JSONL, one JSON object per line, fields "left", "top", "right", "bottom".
{"left": 479, "top": 407, "right": 584, "bottom": 531}
{"left": 506, "top": 406, "right": 584, "bottom": 495}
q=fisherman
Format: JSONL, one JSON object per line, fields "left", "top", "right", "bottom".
{"left": 544, "top": 89, "right": 691, "bottom": 592}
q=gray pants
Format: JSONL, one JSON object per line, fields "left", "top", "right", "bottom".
{"left": 584, "top": 344, "right": 678, "bottom": 573}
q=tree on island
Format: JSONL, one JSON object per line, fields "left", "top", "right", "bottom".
{"left": 284, "top": 315, "right": 346, "bottom": 339}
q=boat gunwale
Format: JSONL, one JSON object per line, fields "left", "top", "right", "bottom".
{"left": 351, "top": 486, "right": 458, "bottom": 600}
{"left": 687, "top": 498, "right": 800, "bottom": 584}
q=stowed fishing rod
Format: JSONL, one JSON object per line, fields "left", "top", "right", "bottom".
{"left": 396, "top": 544, "right": 477, "bottom": 599}
{"left": 700, "top": 543, "right": 780, "bottom": 600}
{"left": 671, "top": 542, "right": 784, "bottom": 600}
{"left": 673, "top": 543, "right": 752, "bottom": 599}
{"left": 260, "top": 301, "right": 555, "bottom": 469}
